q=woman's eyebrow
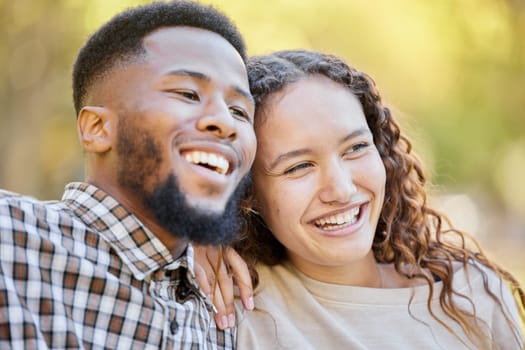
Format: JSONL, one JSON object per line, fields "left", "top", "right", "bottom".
{"left": 268, "top": 148, "right": 313, "bottom": 170}
{"left": 268, "top": 128, "right": 372, "bottom": 170}
{"left": 339, "top": 128, "right": 371, "bottom": 144}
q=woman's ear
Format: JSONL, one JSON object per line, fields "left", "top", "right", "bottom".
{"left": 77, "top": 106, "right": 116, "bottom": 153}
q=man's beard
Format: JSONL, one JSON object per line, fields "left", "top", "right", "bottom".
{"left": 144, "top": 173, "right": 250, "bottom": 245}
{"left": 116, "top": 116, "right": 249, "bottom": 245}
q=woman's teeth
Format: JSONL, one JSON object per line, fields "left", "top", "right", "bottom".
{"left": 315, "top": 207, "right": 360, "bottom": 230}
{"left": 184, "top": 151, "right": 229, "bottom": 175}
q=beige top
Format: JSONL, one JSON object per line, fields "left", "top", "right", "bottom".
{"left": 236, "top": 262, "right": 523, "bottom": 350}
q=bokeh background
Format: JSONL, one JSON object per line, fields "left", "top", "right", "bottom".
{"left": 1, "top": 0, "right": 524, "bottom": 290}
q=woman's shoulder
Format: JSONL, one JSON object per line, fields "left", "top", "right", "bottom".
{"left": 451, "top": 260, "right": 519, "bottom": 316}
{"left": 253, "top": 262, "right": 303, "bottom": 294}
{"left": 453, "top": 260, "right": 505, "bottom": 290}
{"left": 235, "top": 262, "right": 311, "bottom": 324}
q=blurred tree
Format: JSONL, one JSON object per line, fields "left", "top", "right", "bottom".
{"left": 0, "top": 0, "right": 88, "bottom": 198}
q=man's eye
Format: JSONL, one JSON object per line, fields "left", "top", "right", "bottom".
{"left": 169, "top": 90, "right": 199, "bottom": 101}
{"left": 284, "top": 162, "right": 313, "bottom": 175}
{"left": 229, "top": 106, "right": 251, "bottom": 123}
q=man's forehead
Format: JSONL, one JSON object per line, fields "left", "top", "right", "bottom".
{"left": 143, "top": 26, "right": 240, "bottom": 58}
{"left": 142, "top": 27, "right": 246, "bottom": 75}
{"left": 139, "top": 26, "right": 251, "bottom": 96}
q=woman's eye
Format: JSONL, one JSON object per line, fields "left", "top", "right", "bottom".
{"left": 347, "top": 142, "right": 370, "bottom": 155}
{"left": 284, "top": 162, "right": 313, "bottom": 175}
{"left": 229, "top": 106, "right": 251, "bottom": 123}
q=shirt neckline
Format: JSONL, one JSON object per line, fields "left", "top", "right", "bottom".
{"left": 62, "top": 182, "right": 187, "bottom": 281}
{"left": 281, "top": 261, "right": 473, "bottom": 305}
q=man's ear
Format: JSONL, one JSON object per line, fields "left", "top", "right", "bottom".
{"left": 77, "top": 106, "right": 116, "bottom": 153}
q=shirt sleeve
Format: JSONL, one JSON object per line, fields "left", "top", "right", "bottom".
{"left": 491, "top": 277, "right": 524, "bottom": 350}
{"left": 0, "top": 198, "right": 83, "bottom": 348}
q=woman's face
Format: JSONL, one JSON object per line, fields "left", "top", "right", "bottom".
{"left": 253, "top": 75, "right": 386, "bottom": 281}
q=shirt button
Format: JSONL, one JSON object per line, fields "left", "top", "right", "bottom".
{"left": 176, "top": 283, "right": 190, "bottom": 301}
{"left": 170, "top": 318, "right": 179, "bottom": 334}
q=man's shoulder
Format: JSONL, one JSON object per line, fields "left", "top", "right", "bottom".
{"left": 0, "top": 188, "right": 33, "bottom": 201}
{"left": 0, "top": 188, "right": 59, "bottom": 206}
{"left": 0, "top": 187, "right": 112, "bottom": 269}
{"left": 0, "top": 188, "right": 81, "bottom": 251}
{"left": 0, "top": 188, "right": 64, "bottom": 221}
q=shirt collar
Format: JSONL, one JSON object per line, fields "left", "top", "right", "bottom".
{"left": 62, "top": 182, "right": 197, "bottom": 281}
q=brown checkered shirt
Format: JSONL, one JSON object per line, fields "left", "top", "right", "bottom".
{"left": 0, "top": 182, "right": 234, "bottom": 349}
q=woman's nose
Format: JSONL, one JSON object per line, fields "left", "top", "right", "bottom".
{"left": 318, "top": 162, "right": 357, "bottom": 205}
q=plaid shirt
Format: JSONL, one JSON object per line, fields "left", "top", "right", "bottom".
{"left": 0, "top": 182, "right": 234, "bottom": 349}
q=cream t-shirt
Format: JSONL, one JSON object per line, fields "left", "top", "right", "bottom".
{"left": 236, "top": 262, "right": 523, "bottom": 350}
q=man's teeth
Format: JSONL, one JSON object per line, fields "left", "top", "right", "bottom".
{"left": 315, "top": 207, "right": 360, "bottom": 230}
{"left": 184, "top": 151, "right": 229, "bottom": 175}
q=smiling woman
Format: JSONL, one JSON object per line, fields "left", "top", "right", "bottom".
{"left": 195, "top": 49, "right": 525, "bottom": 348}
{"left": 252, "top": 75, "right": 386, "bottom": 282}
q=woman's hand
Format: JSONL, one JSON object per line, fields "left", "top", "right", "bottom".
{"left": 193, "top": 245, "right": 254, "bottom": 330}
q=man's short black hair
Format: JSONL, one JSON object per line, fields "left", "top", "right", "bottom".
{"left": 72, "top": 0, "right": 246, "bottom": 114}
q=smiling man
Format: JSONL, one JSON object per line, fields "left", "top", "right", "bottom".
{"left": 0, "top": 1, "right": 255, "bottom": 348}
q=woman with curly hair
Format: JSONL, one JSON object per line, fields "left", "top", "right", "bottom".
{"left": 195, "top": 49, "right": 524, "bottom": 349}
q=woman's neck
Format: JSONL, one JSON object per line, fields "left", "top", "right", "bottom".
{"left": 288, "top": 251, "right": 383, "bottom": 287}
{"left": 287, "top": 252, "right": 429, "bottom": 288}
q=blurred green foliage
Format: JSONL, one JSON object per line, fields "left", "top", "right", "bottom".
{"left": 0, "top": 0, "right": 524, "bottom": 284}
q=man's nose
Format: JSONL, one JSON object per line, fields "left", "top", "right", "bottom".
{"left": 196, "top": 99, "right": 237, "bottom": 141}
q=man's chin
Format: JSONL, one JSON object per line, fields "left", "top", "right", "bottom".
{"left": 144, "top": 174, "right": 247, "bottom": 246}
{"left": 184, "top": 197, "right": 228, "bottom": 217}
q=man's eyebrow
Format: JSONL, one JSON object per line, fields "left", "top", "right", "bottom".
{"left": 165, "top": 69, "right": 254, "bottom": 107}
{"left": 268, "top": 128, "right": 372, "bottom": 170}
{"left": 233, "top": 86, "right": 255, "bottom": 108}
{"left": 165, "top": 69, "right": 210, "bottom": 81}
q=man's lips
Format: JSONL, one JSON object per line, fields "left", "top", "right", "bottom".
{"left": 181, "top": 150, "right": 230, "bottom": 175}
{"left": 179, "top": 142, "right": 238, "bottom": 176}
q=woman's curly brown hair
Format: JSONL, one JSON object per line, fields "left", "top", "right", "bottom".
{"left": 233, "top": 49, "right": 524, "bottom": 347}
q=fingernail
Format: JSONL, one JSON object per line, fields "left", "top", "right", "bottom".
{"left": 221, "top": 315, "right": 229, "bottom": 329}
{"left": 228, "top": 313, "right": 235, "bottom": 328}
{"left": 246, "top": 296, "right": 254, "bottom": 310}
